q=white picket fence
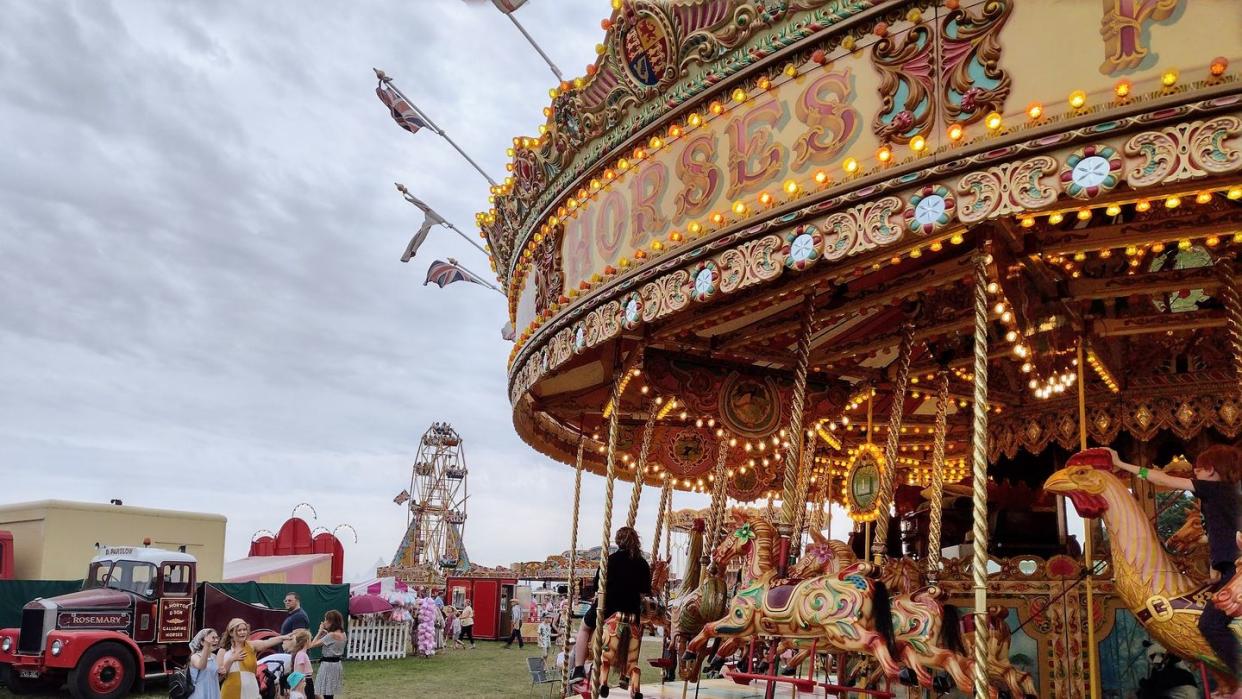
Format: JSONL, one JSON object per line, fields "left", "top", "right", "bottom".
{"left": 346, "top": 615, "right": 410, "bottom": 661}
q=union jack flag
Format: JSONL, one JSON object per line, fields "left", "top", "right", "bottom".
{"left": 376, "top": 83, "right": 428, "bottom": 135}
{"left": 425, "top": 259, "right": 484, "bottom": 288}
{"left": 393, "top": 490, "right": 410, "bottom": 506}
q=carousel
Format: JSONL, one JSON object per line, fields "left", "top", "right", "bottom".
{"left": 477, "top": 1, "right": 1242, "bottom": 697}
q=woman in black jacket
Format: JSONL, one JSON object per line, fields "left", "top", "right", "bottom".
{"left": 569, "top": 527, "right": 651, "bottom": 682}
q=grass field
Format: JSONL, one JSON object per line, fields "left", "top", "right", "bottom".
{"left": 0, "top": 638, "right": 666, "bottom": 699}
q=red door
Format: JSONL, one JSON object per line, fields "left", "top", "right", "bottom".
{"left": 473, "top": 580, "right": 499, "bottom": 639}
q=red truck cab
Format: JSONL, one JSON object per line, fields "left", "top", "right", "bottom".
{"left": 1, "top": 545, "right": 290, "bottom": 698}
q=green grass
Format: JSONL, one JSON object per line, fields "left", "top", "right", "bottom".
{"left": 1, "top": 638, "right": 667, "bottom": 699}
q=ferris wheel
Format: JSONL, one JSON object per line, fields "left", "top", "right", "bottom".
{"left": 391, "top": 422, "right": 469, "bottom": 573}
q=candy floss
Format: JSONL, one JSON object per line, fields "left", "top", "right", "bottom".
{"left": 416, "top": 596, "right": 438, "bottom": 656}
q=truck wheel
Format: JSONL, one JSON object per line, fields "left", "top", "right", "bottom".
{"left": 69, "top": 642, "right": 134, "bottom": 699}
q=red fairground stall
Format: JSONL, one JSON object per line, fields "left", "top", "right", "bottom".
{"left": 444, "top": 573, "right": 518, "bottom": 641}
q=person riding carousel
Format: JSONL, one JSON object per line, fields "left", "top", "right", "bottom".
{"left": 1108, "top": 445, "right": 1242, "bottom": 686}
{"left": 569, "top": 526, "right": 652, "bottom": 684}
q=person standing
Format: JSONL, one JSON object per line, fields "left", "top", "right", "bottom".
{"left": 283, "top": 629, "right": 315, "bottom": 699}
{"left": 187, "top": 628, "right": 224, "bottom": 699}
{"left": 459, "top": 600, "right": 476, "bottom": 648}
{"left": 1110, "top": 445, "right": 1242, "bottom": 681}
{"left": 504, "top": 600, "right": 525, "bottom": 648}
{"left": 217, "top": 619, "right": 288, "bottom": 699}
{"left": 309, "top": 610, "right": 346, "bottom": 699}
{"left": 282, "top": 592, "right": 311, "bottom": 635}
{"left": 537, "top": 615, "right": 552, "bottom": 659}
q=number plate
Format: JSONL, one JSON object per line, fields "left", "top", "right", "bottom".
{"left": 18, "top": 669, "right": 40, "bottom": 679}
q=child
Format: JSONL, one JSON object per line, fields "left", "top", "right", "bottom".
{"left": 282, "top": 628, "right": 314, "bottom": 699}
{"left": 1110, "top": 445, "right": 1242, "bottom": 685}
{"left": 537, "top": 615, "right": 552, "bottom": 659}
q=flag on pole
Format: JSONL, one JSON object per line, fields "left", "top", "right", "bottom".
{"left": 376, "top": 83, "right": 429, "bottom": 135}
{"left": 393, "top": 490, "right": 410, "bottom": 505}
{"left": 399, "top": 193, "right": 446, "bottom": 263}
{"left": 491, "top": 0, "right": 529, "bottom": 12}
{"left": 425, "top": 260, "right": 485, "bottom": 288}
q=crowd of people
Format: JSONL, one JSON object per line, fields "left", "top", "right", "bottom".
{"left": 182, "top": 592, "right": 347, "bottom": 699}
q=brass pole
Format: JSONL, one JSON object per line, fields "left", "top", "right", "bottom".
{"left": 1217, "top": 256, "right": 1242, "bottom": 387}
{"left": 562, "top": 439, "right": 586, "bottom": 692}
{"left": 926, "top": 369, "right": 950, "bottom": 581}
{"left": 872, "top": 324, "right": 916, "bottom": 564}
{"left": 1077, "top": 338, "right": 1101, "bottom": 699}
{"left": 792, "top": 437, "right": 817, "bottom": 549}
{"left": 968, "top": 252, "right": 991, "bottom": 699}
{"left": 591, "top": 369, "right": 626, "bottom": 699}
{"left": 779, "top": 294, "right": 817, "bottom": 541}
{"left": 704, "top": 439, "right": 731, "bottom": 555}
{"left": 626, "top": 413, "right": 658, "bottom": 529}
{"left": 651, "top": 476, "right": 672, "bottom": 561}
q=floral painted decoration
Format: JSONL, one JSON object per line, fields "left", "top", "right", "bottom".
{"left": 905, "top": 184, "right": 956, "bottom": 235}
{"left": 1061, "top": 144, "right": 1123, "bottom": 199}
{"left": 783, "top": 224, "right": 824, "bottom": 271}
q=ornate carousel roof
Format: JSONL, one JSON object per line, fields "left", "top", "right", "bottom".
{"left": 482, "top": 0, "right": 1242, "bottom": 502}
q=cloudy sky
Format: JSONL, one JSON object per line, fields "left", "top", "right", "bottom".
{"left": 0, "top": 0, "right": 748, "bottom": 581}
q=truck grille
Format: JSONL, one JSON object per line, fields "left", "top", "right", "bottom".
{"left": 18, "top": 608, "right": 45, "bottom": 654}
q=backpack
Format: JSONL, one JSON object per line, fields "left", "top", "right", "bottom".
{"left": 168, "top": 665, "right": 195, "bottom": 699}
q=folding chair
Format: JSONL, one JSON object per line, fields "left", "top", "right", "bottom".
{"left": 527, "top": 656, "right": 563, "bottom": 698}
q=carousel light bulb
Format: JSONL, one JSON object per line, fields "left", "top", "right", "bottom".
{"left": 1026, "top": 102, "right": 1043, "bottom": 120}
{"left": 695, "top": 419, "right": 703, "bottom": 428}
{"left": 687, "top": 113, "right": 702, "bottom": 128}
{"left": 1211, "top": 57, "right": 1229, "bottom": 77}
{"left": 729, "top": 438, "right": 737, "bottom": 447}
{"left": 1136, "top": 199, "right": 1152, "bottom": 212}
{"left": 1206, "top": 236, "right": 1221, "bottom": 247}
{"left": 994, "top": 301, "right": 1006, "bottom": 314}
{"left": 814, "top": 170, "right": 829, "bottom": 185}
{"left": 759, "top": 191, "right": 773, "bottom": 206}
{"left": 733, "top": 200, "right": 748, "bottom": 215}
{"left": 1021, "top": 362, "right": 1032, "bottom": 373}
{"left": 731, "top": 87, "right": 748, "bottom": 103}
{"left": 1161, "top": 69, "right": 1179, "bottom": 87}
{"left": 877, "top": 145, "right": 893, "bottom": 163}
{"left": 1005, "top": 330, "right": 1018, "bottom": 342}
{"left": 910, "top": 135, "right": 927, "bottom": 153}
{"left": 1178, "top": 239, "right": 1192, "bottom": 250}
{"left": 1195, "top": 191, "right": 1213, "bottom": 205}
{"left": 1077, "top": 208, "right": 1092, "bottom": 221}
{"left": 984, "top": 112, "right": 1003, "bottom": 131}
{"left": 1001, "top": 310, "right": 1013, "bottom": 323}
{"left": 1113, "top": 80, "right": 1131, "bottom": 98}
{"left": 784, "top": 179, "right": 799, "bottom": 195}
{"left": 1105, "top": 204, "right": 1122, "bottom": 216}
{"left": 987, "top": 281, "right": 1000, "bottom": 294}
{"left": 1028, "top": 379, "right": 1038, "bottom": 389}
{"left": 1068, "top": 90, "right": 1087, "bottom": 109}
{"left": 1048, "top": 212, "right": 1064, "bottom": 225}
{"left": 843, "top": 157, "right": 859, "bottom": 174}
{"left": 1020, "top": 216, "right": 1035, "bottom": 228}
{"left": 1099, "top": 248, "right": 1112, "bottom": 258}
{"left": 950, "top": 232, "right": 964, "bottom": 245}
{"left": 947, "top": 123, "right": 964, "bottom": 142}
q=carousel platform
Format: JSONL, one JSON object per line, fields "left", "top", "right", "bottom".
{"left": 636, "top": 678, "right": 891, "bottom": 698}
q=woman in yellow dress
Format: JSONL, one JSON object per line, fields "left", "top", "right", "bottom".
{"left": 216, "top": 618, "right": 289, "bottom": 699}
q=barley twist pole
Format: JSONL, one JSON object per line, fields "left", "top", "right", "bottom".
{"left": 1217, "top": 256, "right": 1242, "bottom": 387}
{"left": 651, "top": 476, "right": 672, "bottom": 561}
{"left": 706, "top": 439, "right": 731, "bottom": 553}
{"left": 926, "top": 369, "right": 950, "bottom": 581}
{"left": 779, "top": 294, "right": 816, "bottom": 553}
{"left": 591, "top": 370, "right": 625, "bottom": 699}
{"left": 626, "top": 413, "right": 658, "bottom": 529}
{"left": 968, "top": 252, "right": 992, "bottom": 699}
{"left": 792, "top": 438, "right": 817, "bottom": 547}
{"left": 871, "top": 324, "right": 916, "bottom": 564}
{"left": 562, "top": 439, "right": 586, "bottom": 692}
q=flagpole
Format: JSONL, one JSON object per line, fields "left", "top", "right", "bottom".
{"left": 374, "top": 68, "right": 499, "bottom": 187}
{"left": 395, "top": 183, "right": 490, "bottom": 257}
{"left": 446, "top": 258, "right": 504, "bottom": 295}
{"left": 503, "top": 12, "right": 563, "bottom": 81}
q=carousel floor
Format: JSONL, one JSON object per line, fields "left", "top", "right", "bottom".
{"left": 635, "top": 677, "right": 903, "bottom": 698}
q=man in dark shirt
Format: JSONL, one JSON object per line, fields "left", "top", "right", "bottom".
{"left": 281, "top": 591, "right": 310, "bottom": 635}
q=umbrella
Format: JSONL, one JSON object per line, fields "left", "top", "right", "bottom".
{"left": 349, "top": 593, "right": 394, "bottom": 616}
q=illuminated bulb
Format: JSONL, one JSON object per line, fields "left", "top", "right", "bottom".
{"left": 984, "top": 112, "right": 1003, "bottom": 131}
{"left": 877, "top": 145, "right": 892, "bottom": 163}
{"left": 1099, "top": 248, "right": 1112, "bottom": 259}
{"left": 1105, "top": 204, "right": 1121, "bottom": 216}
{"left": 1068, "top": 90, "right": 1087, "bottom": 109}
{"left": 814, "top": 170, "right": 829, "bottom": 185}
{"left": 1027, "top": 102, "right": 1043, "bottom": 120}
{"left": 987, "top": 281, "right": 999, "bottom": 294}
{"left": 1196, "top": 191, "right": 1212, "bottom": 205}
{"left": 1152, "top": 242, "right": 1165, "bottom": 252}
{"left": 1021, "top": 362, "right": 1032, "bottom": 373}
{"left": 1165, "top": 196, "right": 1181, "bottom": 208}
{"left": 783, "top": 179, "right": 799, "bottom": 195}
{"left": 930, "top": 241, "right": 943, "bottom": 252}
{"left": 1001, "top": 310, "right": 1013, "bottom": 323}
{"left": 757, "top": 76, "right": 771, "bottom": 91}
{"left": 843, "top": 157, "right": 859, "bottom": 174}
{"left": 1230, "top": 188, "right": 1242, "bottom": 200}
{"left": 1005, "top": 330, "right": 1018, "bottom": 342}
{"left": 950, "top": 232, "right": 964, "bottom": 245}
{"left": 710, "top": 212, "right": 724, "bottom": 225}
{"left": 687, "top": 113, "right": 702, "bottom": 128}
{"left": 1136, "top": 200, "right": 1151, "bottom": 212}
{"left": 1211, "top": 57, "right": 1229, "bottom": 77}
{"left": 1048, "top": 212, "right": 1064, "bottom": 225}
{"left": 709, "top": 101, "right": 724, "bottom": 115}
{"left": 910, "top": 135, "right": 926, "bottom": 153}
{"left": 731, "top": 87, "right": 748, "bottom": 103}
{"left": 909, "top": 247, "right": 922, "bottom": 258}
{"left": 1125, "top": 245, "right": 1138, "bottom": 256}
{"left": 618, "top": 158, "right": 630, "bottom": 171}
{"left": 758, "top": 192, "right": 772, "bottom": 206}
{"left": 1020, "top": 216, "right": 1035, "bottom": 228}
{"left": 1077, "top": 208, "right": 1092, "bottom": 221}
{"left": 1161, "top": 69, "right": 1179, "bottom": 87}
{"left": 688, "top": 222, "right": 702, "bottom": 236}
{"left": 648, "top": 136, "right": 663, "bottom": 150}
{"left": 993, "top": 302, "right": 1006, "bottom": 314}
{"left": 1178, "top": 239, "right": 1192, "bottom": 250}
{"left": 947, "top": 123, "right": 964, "bottom": 142}
{"left": 1113, "top": 80, "right": 1131, "bottom": 98}
{"left": 732, "top": 200, "right": 747, "bottom": 215}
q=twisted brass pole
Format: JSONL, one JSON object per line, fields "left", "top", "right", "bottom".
{"left": 651, "top": 476, "right": 671, "bottom": 561}
{"left": 968, "top": 253, "right": 991, "bottom": 699}
{"left": 562, "top": 439, "right": 586, "bottom": 693}
{"left": 706, "top": 439, "right": 731, "bottom": 552}
{"left": 926, "top": 369, "right": 950, "bottom": 582}
{"left": 1217, "top": 256, "right": 1242, "bottom": 388}
{"left": 779, "top": 294, "right": 816, "bottom": 541}
{"left": 591, "top": 370, "right": 625, "bottom": 699}
{"left": 871, "top": 324, "right": 916, "bottom": 564}
{"left": 626, "top": 413, "right": 658, "bottom": 529}
{"left": 792, "top": 437, "right": 817, "bottom": 549}
{"left": 1078, "top": 338, "right": 1101, "bottom": 699}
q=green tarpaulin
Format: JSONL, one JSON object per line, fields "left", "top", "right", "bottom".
{"left": 0, "top": 580, "right": 83, "bottom": 628}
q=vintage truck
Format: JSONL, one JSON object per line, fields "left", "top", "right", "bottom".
{"left": 0, "top": 546, "right": 290, "bottom": 699}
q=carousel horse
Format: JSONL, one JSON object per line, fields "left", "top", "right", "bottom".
{"left": 668, "top": 520, "right": 731, "bottom": 682}
{"left": 959, "top": 607, "right": 1038, "bottom": 699}
{"left": 1044, "top": 453, "right": 1242, "bottom": 683}
{"left": 1166, "top": 500, "right": 1213, "bottom": 581}
{"left": 686, "top": 511, "right": 904, "bottom": 680}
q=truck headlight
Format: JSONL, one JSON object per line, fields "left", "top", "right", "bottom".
{"left": 1, "top": 636, "right": 11, "bottom": 652}
{"left": 51, "top": 639, "right": 63, "bottom": 656}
